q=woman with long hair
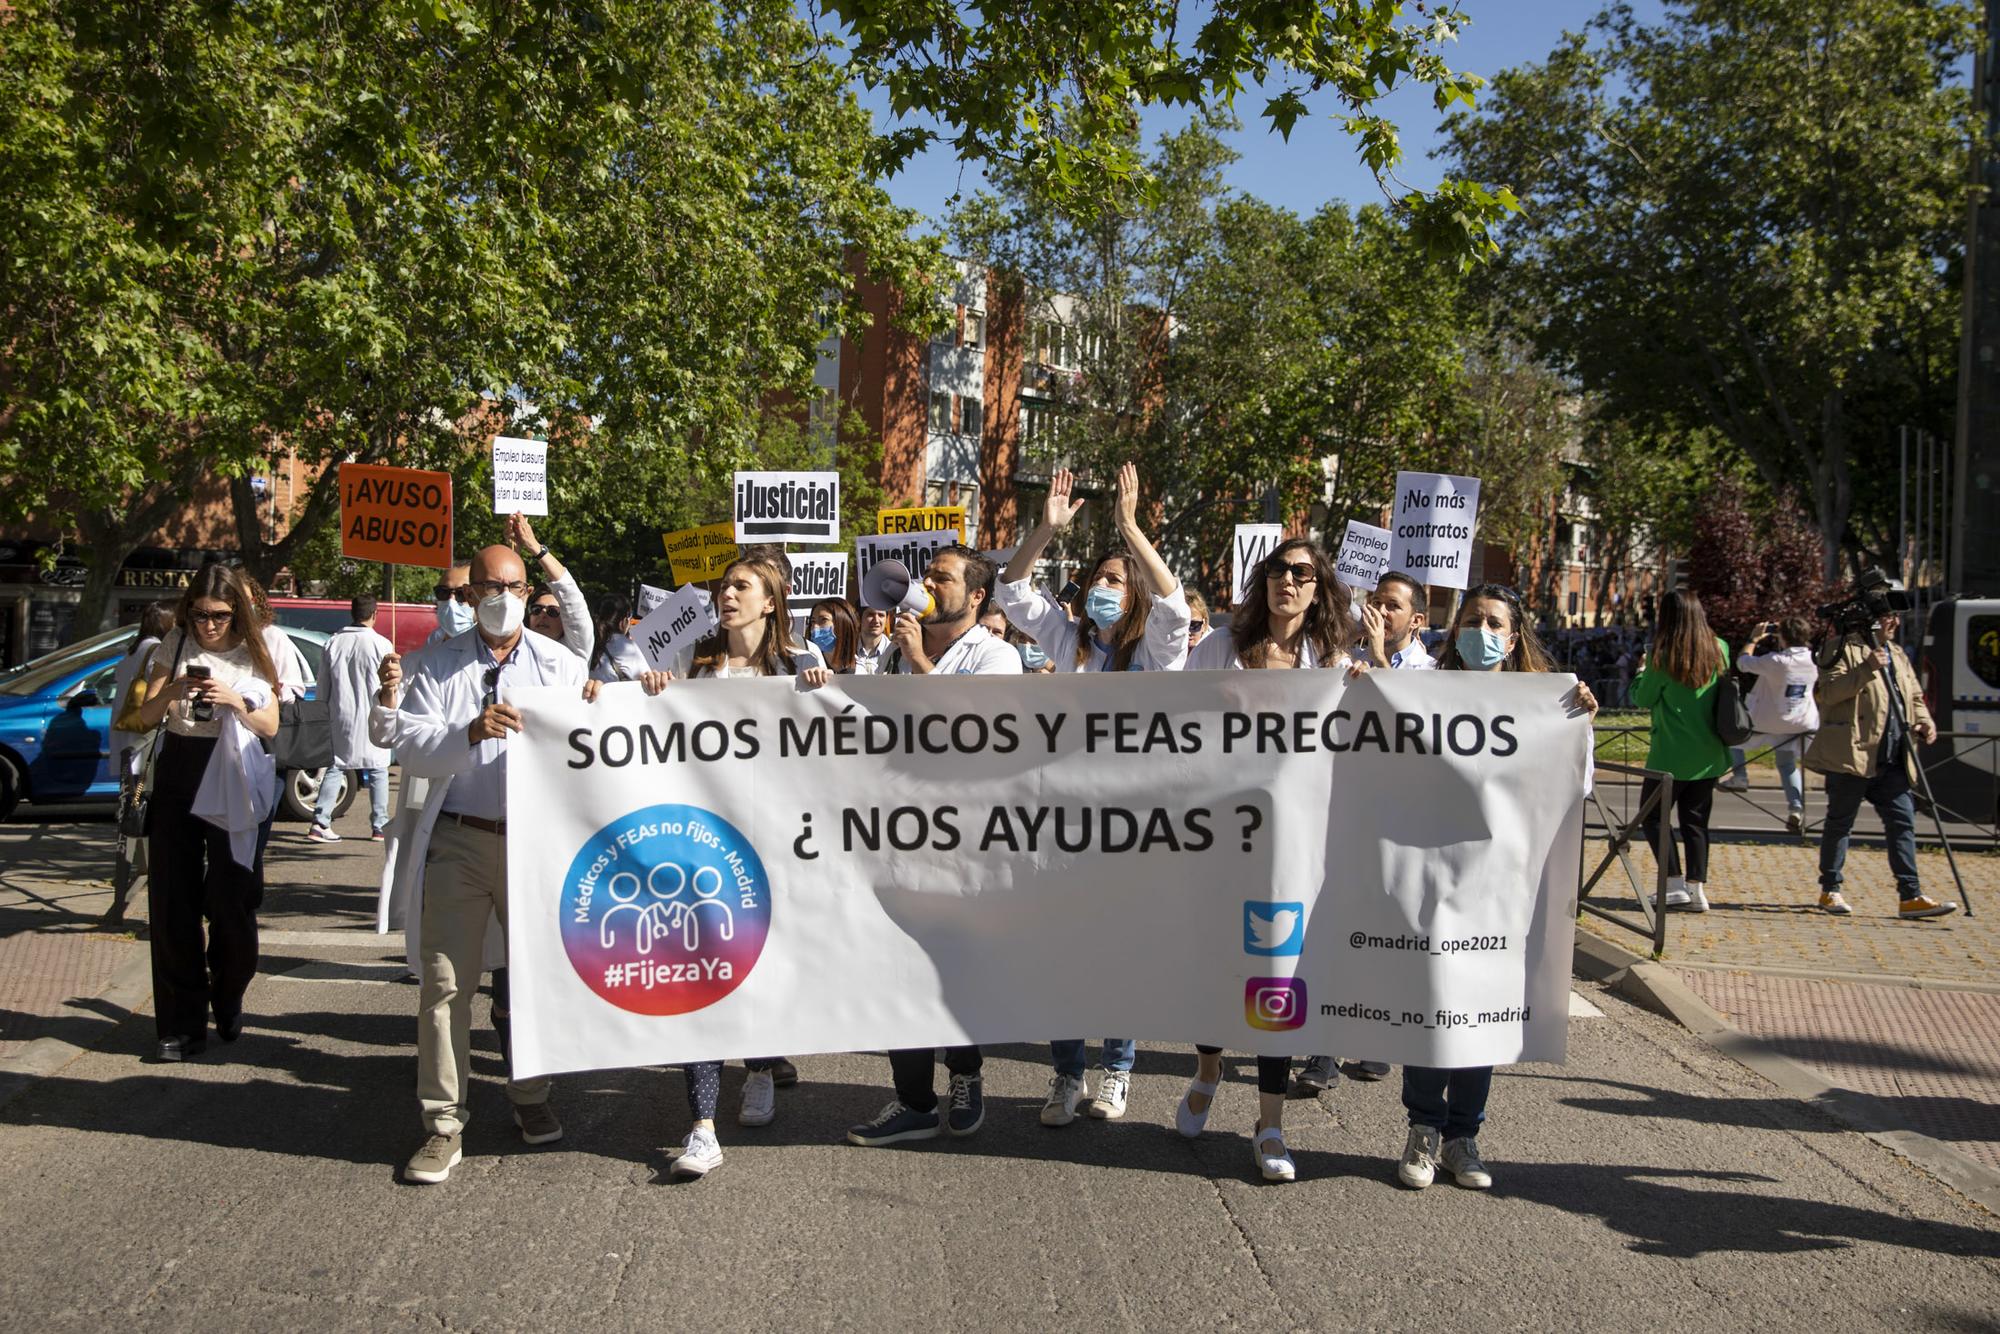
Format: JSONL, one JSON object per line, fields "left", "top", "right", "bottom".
{"left": 589, "top": 594, "right": 647, "bottom": 682}
{"left": 1630, "top": 589, "right": 1731, "bottom": 913}
{"left": 635, "top": 555, "right": 830, "bottom": 1177}
{"left": 1399, "top": 583, "right": 1597, "bottom": 1193}
{"left": 807, "top": 597, "right": 859, "bottom": 674}
{"left": 998, "top": 462, "right": 1191, "bottom": 1127}
{"left": 132, "top": 563, "right": 284, "bottom": 1061}
{"left": 1180, "top": 536, "right": 1360, "bottom": 1182}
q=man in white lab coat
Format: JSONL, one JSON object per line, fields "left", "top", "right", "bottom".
{"left": 308, "top": 595, "right": 395, "bottom": 842}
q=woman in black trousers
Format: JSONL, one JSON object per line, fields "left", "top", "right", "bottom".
{"left": 133, "top": 564, "right": 281, "bottom": 1061}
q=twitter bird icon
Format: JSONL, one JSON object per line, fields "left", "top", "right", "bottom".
{"left": 1243, "top": 901, "right": 1305, "bottom": 956}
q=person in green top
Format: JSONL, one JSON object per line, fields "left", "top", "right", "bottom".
{"left": 1630, "top": 589, "right": 1731, "bottom": 914}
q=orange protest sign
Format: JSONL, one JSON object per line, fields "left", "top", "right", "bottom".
{"left": 339, "top": 463, "right": 454, "bottom": 568}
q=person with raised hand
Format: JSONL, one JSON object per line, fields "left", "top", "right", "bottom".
{"left": 507, "top": 511, "right": 594, "bottom": 663}
{"left": 1179, "top": 537, "right": 1364, "bottom": 1183}
{"left": 996, "top": 462, "right": 1191, "bottom": 1126}
{"left": 1395, "top": 583, "right": 1596, "bottom": 1194}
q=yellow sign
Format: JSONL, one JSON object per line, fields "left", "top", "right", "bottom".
{"left": 662, "top": 521, "right": 739, "bottom": 584}
{"left": 877, "top": 505, "right": 967, "bottom": 541}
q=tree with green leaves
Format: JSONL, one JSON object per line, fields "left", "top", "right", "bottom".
{"left": 1445, "top": 0, "right": 1977, "bottom": 578}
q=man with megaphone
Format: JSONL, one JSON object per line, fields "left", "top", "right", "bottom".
{"left": 848, "top": 543, "right": 1021, "bottom": 1148}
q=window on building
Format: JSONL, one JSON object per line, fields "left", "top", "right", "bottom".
{"left": 930, "top": 392, "right": 953, "bottom": 433}
{"left": 965, "top": 310, "right": 985, "bottom": 349}
{"left": 959, "top": 395, "right": 983, "bottom": 438}
{"left": 925, "top": 480, "right": 980, "bottom": 539}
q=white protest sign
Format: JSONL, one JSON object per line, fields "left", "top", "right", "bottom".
{"left": 855, "top": 531, "right": 956, "bottom": 584}
{"left": 1387, "top": 471, "right": 1481, "bottom": 590}
{"left": 1231, "top": 524, "right": 1284, "bottom": 604}
{"left": 505, "top": 670, "right": 1587, "bottom": 1079}
{"left": 629, "top": 584, "right": 716, "bottom": 672}
{"left": 491, "top": 436, "right": 548, "bottom": 516}
{"left": 1333, "top": 521, "right": 1393, "bottom": 591}
{"left": 734, "top": 470, "right": 840, "bottom": 544}
{"left": 788, "top": 553, "right": 850, "bottom": 613}
{"left": 635, "top": 583, "right": 671, "bottom": 618}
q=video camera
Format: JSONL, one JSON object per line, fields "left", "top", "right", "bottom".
{"left": 1816, "top": 566, "right": 1910, "bottom": 639}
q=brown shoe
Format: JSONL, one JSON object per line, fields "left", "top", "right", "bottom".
{"left": 405, "top": 1132, "right": 461, "bottom": 1184}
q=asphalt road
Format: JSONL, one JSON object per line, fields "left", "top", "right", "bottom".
{"left": 2, "top": 814, "right": 1998, "bottom": 1330}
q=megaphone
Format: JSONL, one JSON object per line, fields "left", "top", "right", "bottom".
{"left": 861, "top": 558, "right": 933, "bottom": 618}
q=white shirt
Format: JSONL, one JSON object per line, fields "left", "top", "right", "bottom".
{"left": 591, "top": 632, "right": 649, "bottom": 683}
{"left": 895, "top": 622, "right": 1023, "bottom": 676}
{"left": 995, "top": 577, "right": 1190, "bottom": 672}
{"left": 852, "top": 636, "right": 893, "bottom": 676}
{"left": 390, "top": 628, "right": 586, "bottom": 822}
{"left": 1738, "top": 644, "right": 1819, "bottom": 734}
{"left": 263, "top": 623, "right": 313, "bottom": 701}
{"left": 322, "top": 624, "right": 395, "bottom": 769}
{"left": 1187, "top": 627, "right": 1348, "bottom": 672}
{"left": 1386, "top": 638, "right": 1436, "bottom": 671}
{"left": 155, "top": 631, "right": 286, "bottom": 738}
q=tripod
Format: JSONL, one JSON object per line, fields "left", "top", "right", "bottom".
{"left": 1862, "top": 624, "right": 1974, "bottom": 916}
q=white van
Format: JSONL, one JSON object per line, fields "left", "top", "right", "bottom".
{"left": 1919, "top": 599, "right": 2000, "bottom": 814}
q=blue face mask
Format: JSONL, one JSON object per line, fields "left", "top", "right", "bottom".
{"left": 1084, "top": 585, "right": 1126, "bottom": 632}
{"left": 1020, "top": 644, "right": 1048, "bottom": 670}
{"left": 436, "top": 598, "right": 475, "bottom": 637}
{"left": 1455, "top": 626, "right": 1510, "bottom": 670}
{"left": 809, "top": 626, "right": 837, "bottom": 654}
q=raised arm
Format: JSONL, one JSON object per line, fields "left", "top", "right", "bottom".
{"left": 1003, "top": 466, "right": 1086, "bottom": 586}
{"left": 1111, "top": 461, "right": 1177, "bottom": 600}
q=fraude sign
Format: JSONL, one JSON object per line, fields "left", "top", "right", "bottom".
{"left": 1387, "top": 471, "right": 1481, "bottom": 589}
{"left": 505, "top": 670, "right": 1588, "bottom": 1079}
{"left": 340, "top": 463, "right": 453, "bottom": 568}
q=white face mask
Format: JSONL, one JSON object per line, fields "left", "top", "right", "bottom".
{"left": 477, "top": 590, "right": 525, "bottom": 637}
{"left": 436, "top": 598, "right": 475, "bottom": 637}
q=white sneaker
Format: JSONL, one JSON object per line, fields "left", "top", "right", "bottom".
{"left": 1684, "top": 882, "right": 1710, "bottom": 913}
{"left": 1253, "top": 1125, "right": 1296, "bottom": 1182}
{"left": 670, "top": 1127, "right": 723, "bottom": 1178}
{"left": 1440, "top": 1136, "right": 1493, "bottom": 1189}
{"left": 1398, "top": 1125, "right": 1441, "bottom": 1190}
{"left": 1661, "top": 875, "right": 1691, "bottom": 908}
{"left": 1086, "top": 1069, "right": 1130, "bottom": 1120}
{"left": 1718, "top": 776, "right": 1749, "bottom": 792}
{"left": 1040, "top": 1072, "right": 1086, "bottom": 1126}
{"left": 1175, "top": 1076, "right": 1218, "bottom": 1138}
{"left": 737, "top": 1069, "right": 775, "bottom": 1127}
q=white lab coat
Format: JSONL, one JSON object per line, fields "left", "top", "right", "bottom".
{"left": 548, "top": 570, "right": 594, "bottom": 661}
{"left": 322, "top": 624, "right": 394, "bottom": 769}
{"left": 996, "top": 576, "right": 1191, "bottom": 672}
{"left": 1187, "top": 627, "right": 1347, "bottom": 671}
{"left": 372, "top": 628, "right": 586, "bottom": 975}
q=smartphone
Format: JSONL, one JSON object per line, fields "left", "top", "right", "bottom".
{"left": 1058, "top": 580, "right": 1081, "bottom": 605}
{"left": 185, "top": 664, "right": 214, "bottom": 721}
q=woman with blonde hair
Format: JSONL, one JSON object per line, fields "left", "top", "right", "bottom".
{"left": 132, "top": 563, "right": 285, "bottom": 1061}
{"left": 1630, "top": 588, "right": 1731, "bottom": 913}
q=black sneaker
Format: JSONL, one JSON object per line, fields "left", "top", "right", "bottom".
{"left": 946, "top": 1073, "right": 984, "bottom": 1137}
{"left": 770, "top": 1057, "right": 799, "bottom": 1087}
{"left": 1340, "top": 1059, "right": 1391, "bottom": 1081}
{"left": 847, "top": 1100, "right": 941, "bottom": 1147}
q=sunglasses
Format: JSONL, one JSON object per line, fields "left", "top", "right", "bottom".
{"left": 435, "top": 585, "right": 476, "bottom": 605}
{"left": 528, "top": 603, "right": 562, "bottom": 618}
{"left": 189, "top": 610, "right": 234, "bottom": 626}
{"left": 1266, "top": 561, "right": 1319, "bottom": 586}
{"left": 1189, "top": 619, "right": 1207, "bottom": 633}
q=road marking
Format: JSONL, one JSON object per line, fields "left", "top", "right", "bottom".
{"left": 1569, "top": 991, "right": 1605, "bottom": 1019}
{"left": 259, "top": 929, "right": 402, "bottom": 948}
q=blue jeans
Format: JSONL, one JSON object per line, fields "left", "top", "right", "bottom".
{"left": 1050, "top": 1039, "right": 1135, "bottom": 1078}
{"left": 1403, "top": 1065, "right": 1493, "bottom": 1140}
{"left": 1819, "top": 766, "right": 1921, "bottom": 899}
{"left": 313, "top": 766, "right": 390, "bottom": 832}
{"left": 1729, "top": 733, "right": 1808, "bottom": 810}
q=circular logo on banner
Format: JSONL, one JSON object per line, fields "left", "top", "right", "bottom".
{"left": 558, "top": 803, "right": 771, "bottom": 1016}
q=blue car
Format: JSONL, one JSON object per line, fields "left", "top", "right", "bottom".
{"left": 0, "top": 625, "right": 352, "bottom": 823}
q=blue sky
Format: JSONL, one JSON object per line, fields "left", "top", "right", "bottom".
{"left": 855, "top": 0, "right": 1669, "bottom": 226}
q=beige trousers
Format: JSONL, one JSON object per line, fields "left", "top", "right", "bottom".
{"left": 417, "top": 818, "right": 549, "bottom": 1135}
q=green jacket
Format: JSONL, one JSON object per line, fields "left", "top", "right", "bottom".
{"left": 1630, "top": 638, "right": 1732, "bottom": 781}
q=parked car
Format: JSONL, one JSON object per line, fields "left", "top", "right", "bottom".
{"left": 268, "top": 596, "right": 436, "bottom": 654}
{"left": 0, "top": 624, "right": 356, "bottom": 824}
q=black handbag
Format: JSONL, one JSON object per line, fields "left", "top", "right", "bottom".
{"left": 270, "top": 696, "right": 334, "bottom": 771}
{"left": 1713, "top": 668, "right": 1756, "bottom": 747}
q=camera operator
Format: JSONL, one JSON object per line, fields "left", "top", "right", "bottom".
{"left": 1803, "top": 604, "right": 1956, "bottom": 919}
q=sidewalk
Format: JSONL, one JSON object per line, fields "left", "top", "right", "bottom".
{"left": 1579, "top": 835, "right": 2000, "bottom": 1172}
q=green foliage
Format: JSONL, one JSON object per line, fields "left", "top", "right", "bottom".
{"left": 1445, "top": 0, "right": 1978, "bottom": 576}
{"left": 818, "top": 0, "right": 1513, "bottom": 261}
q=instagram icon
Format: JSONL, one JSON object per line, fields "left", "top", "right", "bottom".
{"left": 1244, "top": 977, "right": 1307, "bottom": 1031}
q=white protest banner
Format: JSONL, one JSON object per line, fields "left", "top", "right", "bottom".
{"left": 1387, "top": 471, "right": 1481, "bottom": 589}
{"left": 629, "top": 585, "right": 716, "bottom": 672}
{"left": 635, "top": 583, "right": 671, "bottom": 618}
{"left": 1333, "top": 520, "right": 1393, "bottom": 591}
{"left": 491, "top": 437, "right": 548, "bottom": 516}
{"left": 855, "top": 531, "right": 956, "bottom": 584}
{"left": 505, "top": 670, "right": 1586, "bottom": 1079}
{"left": 788, "top": 553, "right": 850, "bottom": 613}
{"left": 1231, "top": 524, "right": 1284, "bottom": 604}
{"left": 734, "top": 470, "right": 840, "bottom": 544}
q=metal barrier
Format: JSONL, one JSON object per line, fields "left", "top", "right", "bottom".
{"left": 1576, "top": 760, "right": 1677, "bottom": 957}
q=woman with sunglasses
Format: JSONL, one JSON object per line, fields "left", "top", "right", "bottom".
{"left": 998, "top": 461, "right": 1190, "bottom": 1126}
{"left": 1181, "top": 537, "right": 1361, "bottom": 1182}
{"left": 628, "top": 554, "right": 831, "bottom": 1177}
{"left": 132, "top": 563, "right": 285, "bottom": 1061}
{"left": 508, "top": 512, "right": 593, "bottom": 662}
{"left": 1396, "top": 583, "right": 1596, "bottom": 1192}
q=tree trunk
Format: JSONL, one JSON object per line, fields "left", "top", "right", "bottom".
{"left": 67, "top": 467, "right": 206, "bottom": 643}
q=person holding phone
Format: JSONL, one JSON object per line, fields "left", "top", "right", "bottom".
{"left": 133, "top": 564, "right": 284, "bottom": 1062}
